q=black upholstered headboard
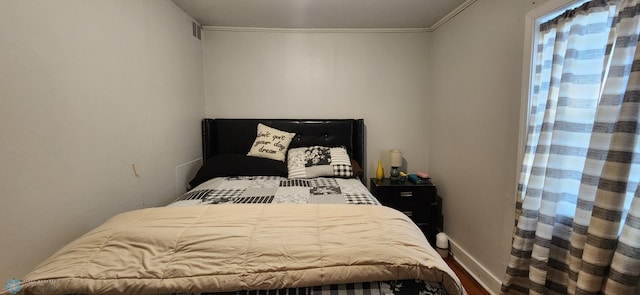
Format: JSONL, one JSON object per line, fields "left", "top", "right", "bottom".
{"left": 201, "top": 118, "right": 366, "bottom": 183}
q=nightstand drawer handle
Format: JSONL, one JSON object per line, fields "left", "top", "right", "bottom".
{"left": 401, "top": 211, "right": 413, "bottom": 217}
{"left": 400, "top": 192, "right": 413, "bottom": 197}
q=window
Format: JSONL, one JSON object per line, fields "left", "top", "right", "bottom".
{"left": 517, "top": 0, "right": 589, "bottom": 182}
{"left": 518, "top": 0, "right": 638, "bottom": 224}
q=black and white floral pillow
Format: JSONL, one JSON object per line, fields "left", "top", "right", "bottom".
{"left": 287, "top": 146, "right": 353, "bottom": 179}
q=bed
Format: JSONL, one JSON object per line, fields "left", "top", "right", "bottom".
{"left": 5, "top": 119, "right": 465, "bottom": 295}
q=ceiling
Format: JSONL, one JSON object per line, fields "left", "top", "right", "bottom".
{"left": 171, "top": 0, "right": 470, "bottom": 31}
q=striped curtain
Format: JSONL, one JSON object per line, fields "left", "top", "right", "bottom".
{"left": 501, "top": 0, "right": 640, "bottom": 294}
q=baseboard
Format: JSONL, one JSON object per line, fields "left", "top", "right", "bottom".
{"left": 448, "top": 238, "right": 502, "bottom": 295}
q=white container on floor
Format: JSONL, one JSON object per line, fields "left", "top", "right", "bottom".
{"left": 436, "top": 232, "right": 449, "bottom": 258}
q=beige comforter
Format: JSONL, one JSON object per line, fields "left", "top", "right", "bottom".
{"left": 8, "top": 204, "right": 464, "bottom": 295}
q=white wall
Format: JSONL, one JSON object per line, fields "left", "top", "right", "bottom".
{"left": 428, "top": 0, "right": 551, "bottom": 292}
{"left": 0, "top": 0, "right": 204, "bottom": 280}
{"left": 202, "top": 30, "right": 432, "bottom": 177}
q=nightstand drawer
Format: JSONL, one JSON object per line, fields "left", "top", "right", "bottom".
{"left": 383, "top": 186, "right": 433, "bottom": 197}
{"left": 373, "top": 187, "right": 435, "bottom": 219}
{"left": 395, "top": 208, "right": 430, "bottom": 223}
{"left": 383, "top": 203, "right": 431, "bottom": 223}
{"left": 376, "top": 186, "right": 435, "bottom": 206}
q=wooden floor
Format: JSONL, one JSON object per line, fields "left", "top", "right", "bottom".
{"left": 444, "top": 255, "right": 491, "bottom": 295}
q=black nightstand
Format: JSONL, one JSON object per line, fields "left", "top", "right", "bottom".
{"left": 369, "top": 178, "right": 443, "bottom": 246}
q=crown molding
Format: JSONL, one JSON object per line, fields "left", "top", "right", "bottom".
{"left": 202, "top": 0, "right": 476, "bottom": 33}
{"left": 426, "top": 0, "right": 476, "bottom": 32}
{"left": 202, "top": 26, "right": 427, "bottom": 33}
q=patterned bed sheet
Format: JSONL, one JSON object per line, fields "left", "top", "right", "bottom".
{"left": 170, "top": 176, "right": 381, "bottom": 206}
{"left": 190, "top": 280, "right": 447, "bottom": 295}
{"left": 169, "top": 176, "right": 449, "bottom": 295}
